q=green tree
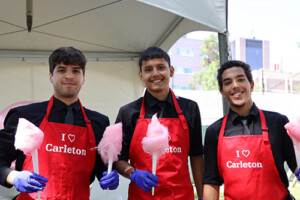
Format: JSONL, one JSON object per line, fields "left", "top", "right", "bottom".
{"left": 189, "top": 34, "right": 219, "bottom": 90}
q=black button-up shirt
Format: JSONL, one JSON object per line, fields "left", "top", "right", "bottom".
{"left": 0, "top": 97, "right": 109, "bottom": 187}
{"left": 115, "top": 90, "right": 203, "bottom": 161}
{"left": 203, "top": 103, "right": 297, "bottom": 190}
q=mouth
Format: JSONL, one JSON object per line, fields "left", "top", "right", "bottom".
{"left": 231, "top": 91, "right": 243, "bottom": 97}
{"left": 151, "top": 79, "right": 163, "bottom": 83}
{"left": 63, "top": 82, "right": 76, "bottom": 86}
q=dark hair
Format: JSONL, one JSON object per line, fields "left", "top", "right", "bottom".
{"left": 217, "top": 60, "right": 253, "bottom": 90}
{"left": 138, "top": 47, "right": 171, "bottom": 71}
{"left": 49, "top": 47, "right": 87, "bottom": 74}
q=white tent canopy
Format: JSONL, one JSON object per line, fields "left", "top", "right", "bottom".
{"left": 0, "top": 0, "right": 226, "bottom": 60}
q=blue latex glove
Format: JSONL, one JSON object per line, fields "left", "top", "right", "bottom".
{"left": 99, "top": 170, "right": 119, "bottom": 190}
{"left": 13, "top": 171, "right": 48, "bottom": 193}
{"left": 199, "top": 198, "right": 204, "bottom": 200}
{"left": 295, "top": 168, "right": 300, "bottom": 181}
{"left": 129, "top": 169, "right": 158, "bottom": 192}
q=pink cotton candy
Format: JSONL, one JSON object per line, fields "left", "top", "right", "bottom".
{"left": 98, "top": 123, "right": 123, "bottom": 164}
{"left": 285, "top": 117, "right": 300, "bottom": 143}
{"left": 14, "top": 118, "right": 44, "bottom": 155}
{"left": 285, "top": 116, "right": 300, "bottom": 167}
{"left": 142, "top": 114, "right": 169, "bottom": 156}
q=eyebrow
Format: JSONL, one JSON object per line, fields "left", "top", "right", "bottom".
{"left": 56, "top": 66, "right": 81, "bottom": 70}
{"left": 56, "top": 66, "right": 66, "bottom": 69}
{"left": 73, "top": 66, "right": 82, "bottom": 70}
{"left": 142, "top": 65, "right": 152, "bottom": 69}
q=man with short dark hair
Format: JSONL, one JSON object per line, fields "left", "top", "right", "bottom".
{"left": 0, "top": 46, "right": 119, "bottom": 200}
{"left": 115, "top": 47, "right": 204, "bottom": 200}
{"left": 203, "top": 60, "right": 298, "bottom": 200}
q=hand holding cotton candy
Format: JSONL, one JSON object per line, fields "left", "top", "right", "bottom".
{"left": 285, "top": 116, "right": 300, "bottom": 167}
{"left": 15, "top": 118, "right": 44, "bottom": 200}
{"left": 142, "top": 113, "right": 169, "bottom": 195}
{"left": 97, "top": 123, "right": 122, "bottom": 195}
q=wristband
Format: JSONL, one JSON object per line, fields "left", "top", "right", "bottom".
{"left": 129, "top": 168, "right": 136, "bottom": 178}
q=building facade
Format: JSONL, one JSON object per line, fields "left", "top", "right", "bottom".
{"left": 168, "top": 35, "right": 204, "bottom": 90}
{"left": 169, "top": 34, "right": 300, "bottom": 94}
{"left": 231, "top": 38, "right": 270, "bottom": 70}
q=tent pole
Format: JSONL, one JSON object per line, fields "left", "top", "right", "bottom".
{"left": 26, "top": 0, "right": 33, "bottom": 32}
{"left": 218, "top": 33, "right": 229, "bottom": 115}
{"left": 218, "top": 0, "right": 229, "bottom": 115}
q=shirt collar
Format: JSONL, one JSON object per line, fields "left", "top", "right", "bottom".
{"left": 144, "top": 90, "right": 173, "bottom": 108}
{"left": 52, "top": 96, "right": 81, "bottom": 112}
{"left": 228, "top": 103, "right": 259, "bottom": 124}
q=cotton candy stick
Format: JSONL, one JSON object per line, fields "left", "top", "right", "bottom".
{"left": 15, "top": 118, "right": 44, "bottom": 200}
{"left": 142, "top": 114, "right": 169, "bottom": 196}
{"left": 31, "top": 149, "right": 41, "bottom": 199}
{"left": 152, "top": 153, "right": 157, "bottom": 194}
{"left": 97, "top": 123, "right": 123, "bottom": 195}
{"left": 285, "top": 116, "right": 300, "bottom": 167}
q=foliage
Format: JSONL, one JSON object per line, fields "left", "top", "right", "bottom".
{"left": 200, "top": 61, "right": 219, "bottom": 90}
{"left": 253, "top": 82, "right": 262, "bottom": 92}
{"left": 189, "top": 34, "right": 219, "bottom": 90}
{"left": 294, "top": 84, "right": 300, "bottom": 93}
{"left": 201, "top": 34, "right": 219, "bottom": 66}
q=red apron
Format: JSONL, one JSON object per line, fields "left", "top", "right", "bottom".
{"left": 17, "top": 96, "right": 96, "bottom": 200}
{"left": 217, "top": 109, "right": 288, "bottom": 200}
{"left": 128, "top": 89, "right": 194, "bottom": 200}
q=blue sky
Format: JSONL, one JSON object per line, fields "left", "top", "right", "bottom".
{"left": 188, "top": 0, "right": 300, "bottom": 72}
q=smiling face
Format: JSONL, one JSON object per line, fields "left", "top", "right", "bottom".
{"left": 220, "top": 66, "right": 254, "bottom": 115}
{"left": 49, "top": 63, "right": 85, "bottom": 105}
{"left": 139, "top": 58, "right": 174, "bottom": 100}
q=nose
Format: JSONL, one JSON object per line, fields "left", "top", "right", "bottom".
{"left": 232, "top": 80, "right": 239, "bottom": 89}
{"left": 152, "top": 68, "right": 160, "bottom": 76}
{"left": 65, "top": 71, "right": 74, "bottom": 79}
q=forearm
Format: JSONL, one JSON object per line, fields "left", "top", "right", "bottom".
{"left": 190, "top": 155, "right": 204, "bottom": 199}
{"left": 114, "top": 160, "right": 135, "bottom": 179}
{"left": 5, "top": 170, "right": 19, "bottom": 186}
{"left": 204, "top": 184, "right": 220, "bottom": 200}
{"left": 0, "top": 164, "right": 17, "bottom": 187}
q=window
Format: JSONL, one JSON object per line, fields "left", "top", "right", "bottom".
{"left": 171, "top": 85, "right": 191, "bottom": 90}
{"left": 174, "top": 66, "right": 193, "bottom": 74}
{"left": 175, "top": 48, "right": 194, "bottom": 57}
{"left": 184, "top": 68, "right": 192, "bottom": 74}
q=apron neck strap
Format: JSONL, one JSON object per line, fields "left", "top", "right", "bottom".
{"left": 219, "top": 109, "right": 269, "bottom": 139}
{"left": 170, "top": 88, "right": 188, "bottom": 130}
{"left": 220, "top": 114, "right": 229, "bottom": 137}
{"left": 258, "top": 109, "right": 269, "bottom": 141}
{"left": 45, "top": 96, "right": 54, "bottom": 119}
{"left": 139, "top": 89, "right": 180, "bottom": 119}
{"left": 77, "top": 98, "right": 90, "bottom": 124}
{"left": 45, "top": 96, "right": 90, "bottom": 124}
{"left": 139, "top": 89, "right": 188, "bottom": 130}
